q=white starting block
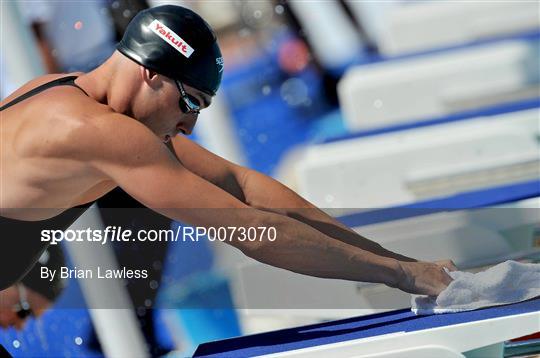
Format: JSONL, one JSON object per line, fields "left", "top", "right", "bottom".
{"left": 295, "top": 108, "right": 540, "bottom": 208}
{"left": 338, "top": 39, "right": 539, "bottom": 130}
{"left": 344, "top": 1, "right": 540, "bottom": 56}
{"left": 229, "top": 185, "right": 540, "bottom": 333}
{"left": 194, "top": 298, "right": 540, "bottom": 358}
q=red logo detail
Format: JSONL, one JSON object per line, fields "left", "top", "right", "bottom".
{"left": 155, "top": 23, "right": 188, "bottom": 53}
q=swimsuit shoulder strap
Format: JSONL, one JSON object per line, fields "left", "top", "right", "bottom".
{"left": 0, "top": 75, "right": 89, "bottom": 112}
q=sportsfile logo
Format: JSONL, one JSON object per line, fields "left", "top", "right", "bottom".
{"left": 149, "top": 19, "right": 194, "bottom": 58}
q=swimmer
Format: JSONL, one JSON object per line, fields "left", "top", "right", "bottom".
{"left": 0, "top": 5, "right": 455, "bottom": 323}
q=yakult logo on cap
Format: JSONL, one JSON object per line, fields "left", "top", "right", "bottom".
{"left": 149, "top": 19, "right": 194, "bottom": 58}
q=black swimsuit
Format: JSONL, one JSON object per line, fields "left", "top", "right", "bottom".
{"left": 0, "top": 76, "right": 93, "bottom": 290}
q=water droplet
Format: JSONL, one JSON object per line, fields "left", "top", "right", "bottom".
{"left": 241, "top": 2, "right": 273, "bottom": 28}
{"left": 280, "top": 78, "right": 309, "bottom": 107}
{"left": 262, "top": 85, "right": 271, "bottom": 95}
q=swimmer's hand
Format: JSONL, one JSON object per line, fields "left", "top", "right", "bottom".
{"left": 396, "top": 259, "right": 457, "bottom": 296}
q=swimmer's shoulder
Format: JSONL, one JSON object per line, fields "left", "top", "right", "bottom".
{"left": 3, "top": 73, "right": 168, "bottom": 165}
{"left": 10, "top": 89, "right": 106, "bottom": 158}
{"left": 2, "top": 72, "right": 95, "bottom": 133}
{"left": 9, "top": 92, "right": 130, "bottom": 162}
{"left": 64, "top": 106, "right": 172, "bottom": 169}
{"left": 0, "top": 72, "right": 85, "bottom": 107}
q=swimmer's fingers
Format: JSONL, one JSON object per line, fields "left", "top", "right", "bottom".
{"left": 397, "top": 261, "right": 453, "bottom": 296}
{"left": 433, "top": 259, "right": 458, "bottom": 272}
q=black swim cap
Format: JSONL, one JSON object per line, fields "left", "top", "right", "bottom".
{"left": 117, "top": 5, "right": 224, "bottom": 96}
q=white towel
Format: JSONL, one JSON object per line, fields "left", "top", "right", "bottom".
{"left": 412, "top": 260, "right": 540, "bottom": 315}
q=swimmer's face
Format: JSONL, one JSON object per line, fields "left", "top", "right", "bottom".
{"left": 136, "top": 70, "right": 212, "bottom": 143}
{"left": 164, "top": 81, "right": 212, "bottom": 142}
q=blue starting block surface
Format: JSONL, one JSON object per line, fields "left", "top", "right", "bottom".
{"left": 337, "top": 179, "right": 540, "bottom": 227}
{"left": 320, "top": 97, "right": 540, "bottom": 144}
{"left": 194, "top": 298, "right": 540, "bottom": 357}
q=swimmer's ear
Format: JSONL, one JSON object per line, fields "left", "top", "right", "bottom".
{"left": 139, "top": 66, "right": 162, "bottom": 89}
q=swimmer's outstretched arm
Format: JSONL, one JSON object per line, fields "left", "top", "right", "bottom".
{"left": 167, "top": 136, "right": 454, "bottom": 295}
{"left": 168, "top": 136, "right": 416, "bottom": 263}
{"left": 88, "top": 115, "right": 450, "bottom": 295}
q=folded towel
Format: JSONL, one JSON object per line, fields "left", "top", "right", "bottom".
{"left": 412, "top": 260, "right": 540, "bottom": 315}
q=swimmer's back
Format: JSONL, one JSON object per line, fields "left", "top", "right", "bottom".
{"left": 1, "top": 73, "right": 83, "bottom": 106}
{"left": 0, "top": 74, "right": 113, "bottom": 289}
{"left": 0, "top": 74, "right": 117, "bottom": 219}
